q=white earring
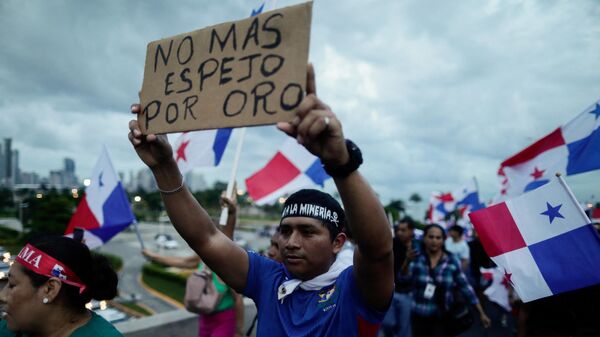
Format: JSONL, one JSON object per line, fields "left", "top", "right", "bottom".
{"left": 42, "top": 298, "right": 49, "bottom": 304}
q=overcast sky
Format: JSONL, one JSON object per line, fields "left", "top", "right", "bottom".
{"left": 1, "top": 0, "right": 599, "bottom": 209}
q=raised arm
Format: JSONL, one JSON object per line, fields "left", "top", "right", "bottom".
{"left": 128, "top": 111, "right": 248, "bottom": 292}
{"left": 277, "top": 64, "right": 393, "bottom": 311}
{"left": 142, "top": 249, "right": 200, "bottom": 269}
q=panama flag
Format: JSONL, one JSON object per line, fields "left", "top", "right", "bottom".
{"left": 65, "top": 147, "right": 136, "bottom": 249}
{"left": 172, "top": 129, "right": 232, "bottom": 174}
{"left": 426, "top": 192, "right": 454, "bottom": 223}
{"left": 469, "top": 176, "right": 600, "bottom": 302}
{"left": 499, "top": 100, "right": 600, "bottom": 197}
{"left": 245, "top": 138, "right": 330, "bottom": 205}
{"left": 426, "top": 178, "right": 485, "bottom": 223}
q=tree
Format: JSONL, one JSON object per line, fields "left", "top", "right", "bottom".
{"left": 24, "top": 191, "right": 78, "bottom": 237}
{"left": 409, "top": 193, "right": 422, "bottom": 204}
{"left": 0, "top": 188, "right": 14, "bottom": 210}
{"left": 385, "top": 199, "right": 406, "bottom": 223}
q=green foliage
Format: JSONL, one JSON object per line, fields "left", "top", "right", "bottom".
{"left": 142, "top": 262, "right": 188, "bottom": 284}
{"left": 385, "top": 199, "right": 406, "bottom": 223}
{"left": 0, "top": 225, "right": 23, "bottom": 246}
{"left": 192, "top": 189, "right": 222, "bottom": 213}
{"left": 127, "top": 180, "right": 285, "bottom": 221}
{"left": 23, "top": 189, "right": 78, "bottom": 237}
{"left": 141, "top": 262, "right": 186, "bottom": 304}
{"left": 0, "top": 188, "right": 13, "bottom": 209}
{"left": 119, "top": 301, "right": 153, "bottom": 316}
{"left": 409, "top": 193, "right": 422, "bottom": 203}
{"left": 98, "top": 252, "right": 123, "bottom": 272}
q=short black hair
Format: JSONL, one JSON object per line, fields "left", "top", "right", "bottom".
{"left": 448, "top": 225, "right": 464, "bottom": 236}
{"left": 397, "top": 216, "right": 415, "bottom": 230}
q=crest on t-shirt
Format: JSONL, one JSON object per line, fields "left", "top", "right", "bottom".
{"left": 317, "top": 285, "right": 339, "bottom": 312}
{"left": 318, "top": 285, "right": 335, "bottom": 303}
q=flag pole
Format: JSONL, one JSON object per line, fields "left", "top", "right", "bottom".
{"left": 133, "top": 220, "right": 145, "bottom": 250}
{"left": 219, "top": 127, "right": 246, "bottom": 225}
{"left": 555, "top": 173, "right": 592, "bottom": 223}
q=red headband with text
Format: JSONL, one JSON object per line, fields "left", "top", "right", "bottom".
{"left": 15, "top": 244, "right": 87, "bottom": 294}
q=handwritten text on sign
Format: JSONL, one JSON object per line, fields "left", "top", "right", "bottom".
{"left": 139, "top": 2, "right": 313, "bottom": 134}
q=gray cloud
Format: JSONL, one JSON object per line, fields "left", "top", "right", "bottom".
{"left": 1, "top": 0, "right": 599, "bottom": 210}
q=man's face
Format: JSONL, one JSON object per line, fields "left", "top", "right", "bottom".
{"left": 395, "top": 223, "right": 413, "bottom": 243}
{"left": 279, "top": 216, "right": 344, "bottom": 280}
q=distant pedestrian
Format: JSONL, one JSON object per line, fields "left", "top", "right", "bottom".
{"left": 402, "top": 224, "right": 491, "bottom": 337}
{"left": 444, "top": 225, "right": 469, "bottom": 272}
{"left": 382, "top": 217, "right": 419, "bottom": 337}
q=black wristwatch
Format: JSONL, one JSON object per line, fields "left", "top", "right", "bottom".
{"left": 323, "top": 139, "right": 363, "bottom": 178}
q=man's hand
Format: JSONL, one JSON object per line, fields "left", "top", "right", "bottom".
{"left": 406, "top": 248, "right": 419, "bottom": 262}
{"left": 128, "top": 104, "right": 174, "bottom": 169}
{"left": 277, "top": 64, "right": 349, "bottom": 167}
{"left": 221, "top": 195, "right": 237, "bottom": 215}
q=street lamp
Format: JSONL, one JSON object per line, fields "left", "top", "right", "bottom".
{"left": 134, "top": 196, "right": 142, "bottom": 203}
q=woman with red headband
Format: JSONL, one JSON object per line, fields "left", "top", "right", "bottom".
{"left": 0, "top": 235, "right": 123, "bottom": 336}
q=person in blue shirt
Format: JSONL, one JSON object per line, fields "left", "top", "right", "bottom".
{"left": 127, "top": 63, "right": 394, "bottom": 337}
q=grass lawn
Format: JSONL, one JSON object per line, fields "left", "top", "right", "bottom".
{"left": 118, "top": 301, "right": 153, "bottom": 316}
{"left": 141, "top": 264, "right": 186, "bottom": 305}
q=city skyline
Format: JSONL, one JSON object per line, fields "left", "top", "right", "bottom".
{"left": 1, "top": 0, "right": 599, "bottom": 204}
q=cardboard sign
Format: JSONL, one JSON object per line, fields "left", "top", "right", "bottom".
{"left": 139, "top": 2, "right": 313, "bottom": 134}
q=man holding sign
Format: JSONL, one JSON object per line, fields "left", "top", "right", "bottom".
{"left": 128, "top": 63, "right": 393, "bottom": 336}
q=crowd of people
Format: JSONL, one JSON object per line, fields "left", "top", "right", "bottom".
{"left": 0, "top": 62, "right": 597, "bottom": 337}
{"left": 382, "top": 220, "right": 492, "bottom": 337}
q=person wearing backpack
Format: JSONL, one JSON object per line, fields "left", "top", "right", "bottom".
{"left": 142, "top": 196, "right": 244, "bottom": 337}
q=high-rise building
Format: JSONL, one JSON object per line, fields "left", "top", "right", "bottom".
{"left": 136, "top": 168, "right": 156, "bottom": 192}
{"left": 63, "top": 158, "right": 77, "bottom": 187}
{"left": 0, "top": 143, "right": 4, "bottom": 186}
{"left": 49, "top": 170, "right": 64, "bottom": 188}
{"left": 19, "top": 171, "right": 40, "bottom": 185}
{"left": 64, "top": 158, "right": 75, "bottom": 174}
{"left": 4, "top": 138, "right": 12, "bottom": 187}
{"left": 11, "top": 150, "right": 19, "bottom": 184}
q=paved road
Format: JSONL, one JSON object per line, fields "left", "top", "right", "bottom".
{"left": 0, "top": 218, "right": 22, "bottom": 232}
{"left": 98, "top": 222, "right": 186, "bottom": 313}
{"left": 97, "top": 221, "right": 271, "bottom": 314}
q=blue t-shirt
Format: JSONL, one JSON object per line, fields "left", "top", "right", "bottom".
{"left": 243, "top": 251, "right": 385, "bottom": 337}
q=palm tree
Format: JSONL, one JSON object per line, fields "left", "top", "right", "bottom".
{"left": 385, "top": 199, "right": 406, "bottom": 223}
{"left": 409, "top": 193, "right": 422, "bottom": 204}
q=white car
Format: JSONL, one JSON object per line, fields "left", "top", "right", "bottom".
{"left": 154, "top": 234, "right": 179, "bottom": 249}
